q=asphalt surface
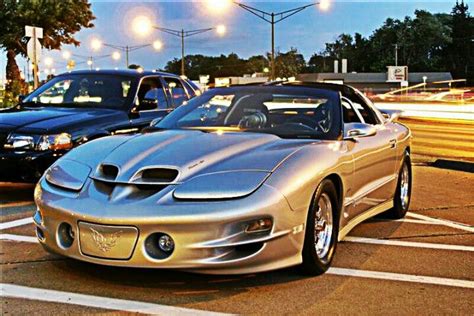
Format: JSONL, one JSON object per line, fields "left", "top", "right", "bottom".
{"left": 1, "top": 163, "right": 473, "bottom": 315}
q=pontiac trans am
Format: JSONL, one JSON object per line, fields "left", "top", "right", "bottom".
{"left": 34, "top": 83, "right": 412, "bottom": 275}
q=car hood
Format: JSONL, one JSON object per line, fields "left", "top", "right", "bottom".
{"left": 67, "top": 129, "right": 314, "bottom": 182}
{"left": 0, "top": 106, "right": 124, "bottom": 133}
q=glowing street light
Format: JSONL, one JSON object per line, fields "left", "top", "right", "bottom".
{"left": 132, "top": 15, "right": 153, "bottom": 37}
{"left": 112, "top": 51, "right": 121, "bottom": 61}
{"left": 319, "top": 0, "right": 331, "bottom": 11}
{"left": 205, "top": 0, "right": 232, "bottom": 12}
{"left": 216, "top": 24, "right": 227, "bottom": 36}
{"left": 153, "top": 40, "right": 163, "bottom": 51}
{"left": 62, "top": 51, "right": 71, "bottom": 60}
{"left": 44, "top": 57, "right": 54, "bottom": 67}
{"left": 91, "top": 38, "right": 102, "bottom": 51}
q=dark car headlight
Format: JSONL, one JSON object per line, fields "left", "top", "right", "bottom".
{"left": 4, "top": 133, "right": 73, "bottom": 151}
{"left": 173, "top": 171, "right": 270, "bottom": 200}
{"left": 45, "top": 159, "right": 91, "bottom": 191}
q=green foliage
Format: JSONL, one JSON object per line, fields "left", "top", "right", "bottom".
{"left": 0, "top": 0, "right": 95, "bottom": 56}
{"left": 165, "top": 53, "right": 270, "bottom": 80}
{"left": 309, "top": 1, "right": 473, "bottom": 82}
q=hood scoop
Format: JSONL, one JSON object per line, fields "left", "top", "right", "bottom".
{"left": 93, "top": 164, "right": 179, "bottom": 185}
{"left": 98, "top": 164, "right": 119, "bottom": 181}
{"left": 131, "top": 168, "right": 179, "bottom": 185}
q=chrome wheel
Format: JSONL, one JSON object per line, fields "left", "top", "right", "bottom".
{"left": 400, "top": 163, "right": 410, "bottom": 210}
{"left": 314, "top": 193, "right": 333, "bottom": 259}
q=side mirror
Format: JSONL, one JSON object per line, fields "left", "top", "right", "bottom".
{"left": 381, "top": 110, "right": 402, "bottom": 123}
{"left": 18, "top": 95, "right": 26, "bottom": 104}
{"left": 344, "top": 123, "right": 377, "bottom": 141}
{"left": 150, "top": 116, "right": 163, "bottom": 127}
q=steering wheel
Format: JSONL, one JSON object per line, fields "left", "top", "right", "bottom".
{"left": 286, "top": 116, "right": 319, "bottom": 130}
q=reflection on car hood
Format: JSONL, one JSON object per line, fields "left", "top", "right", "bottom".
{"left": 0, "top": 107, "right": 125, "bottom": 133}
{"left": 67, "top": 129, "right": 315, "bottom": 182}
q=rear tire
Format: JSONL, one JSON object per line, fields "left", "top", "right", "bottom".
{"left": 384, "top": 152, "right": 412, "bottom": 219}
{"left": 300, "top": 179, "right": 340, "bottom": 275}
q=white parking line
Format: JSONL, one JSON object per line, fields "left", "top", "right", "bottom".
{"left": 0, "top": 283, "right": 229, "bottom": 316}
{"left": 0, "top": 234, "right": 38, "bottom": 243}
{"left": 0, "top": 217, "right": 34, "bottom": 230}
{"left": 344, "top": 236, "right": 474, "bottom": 252}
{"left": 328, "top": 268, "right": 474, "bottom": 289}
{"left": 393, "top": 218, "right": 442, "bottom": 225}
{"left": 407, "top": 212, "right": 474, "bottom": 233}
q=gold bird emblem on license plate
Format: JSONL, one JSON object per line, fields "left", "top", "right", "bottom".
{"left": 90, "top": 228, "right": 122, "bottom": 253}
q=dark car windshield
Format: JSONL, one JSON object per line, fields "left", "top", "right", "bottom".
{"left": 23, "top": 74, "right": 137, "bottom": 109}
{"left": 156, "top": 87, "right": 342, "bottom": 140}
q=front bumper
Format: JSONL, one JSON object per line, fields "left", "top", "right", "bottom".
{"left": 34, "top": 178, "right": 306, "bottom": 274}
{"left": 0, "top": 150, "right": 61, "bottom": 182}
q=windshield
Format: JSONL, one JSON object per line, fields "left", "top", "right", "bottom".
{"left": 23, "top": 74, "right": 137, "bottom": 109}
{"left": 157, "top": 87, "right": 342, "bottom": 139}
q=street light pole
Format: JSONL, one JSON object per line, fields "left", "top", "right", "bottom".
{"left": 153, "top": 26, "right": 224, "bottom": 76}
{"left": 102, "top": 43, "right": 157, "bottom": 68}
{"left": 233, "top": 2, "right": 322, "bottom": 81}
{"left": 181, "top": 29, "right": 185, "bottom": 76}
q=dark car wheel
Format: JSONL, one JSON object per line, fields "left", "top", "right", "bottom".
{"left": 384, "top": 152, "right": 412, "bottom": 219}
{"left": 300, "top": 179, "right": 340, "bottom": 275}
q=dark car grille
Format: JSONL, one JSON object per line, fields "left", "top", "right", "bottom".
{"left": 0, "top": 133, "right": 8, "bottom": 151}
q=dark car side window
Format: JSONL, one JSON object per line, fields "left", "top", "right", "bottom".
{"left": 164, "top": 77, "right": 189, "bottom": 107}
{"left": 137, "top": 77, "right": 169, "bottom": 110}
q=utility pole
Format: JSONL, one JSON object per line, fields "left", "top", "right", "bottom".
{"left": 233, "top": 2, "right": 322, "bottom": 81}
{"left": 153, "top": 26, "right": 225, "bottom": 77}
{"left": 394, "top": 44, "right": 399, "bottom": 66}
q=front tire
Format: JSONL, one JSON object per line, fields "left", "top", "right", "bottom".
{"left": 300, "top": 179, "right": 340, "bottom": 275}
{"left": 384, "top": 152, "right": 412, "bottom": 219}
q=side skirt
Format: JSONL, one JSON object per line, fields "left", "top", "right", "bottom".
{"left": 338, "top": 200, "right": 393, "bottom": 241}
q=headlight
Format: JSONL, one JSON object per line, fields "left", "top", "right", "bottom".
{"left": 4, "top": 135, "right": 35, "bottom": 150}
{"left": 173, "top": 171, "right": 270, "bottom": 200}
{"left": 4, "top": 133, "right": 73, "bottom": 151}
{"left": 45, "top": 159, "right": 91, "bottom": 191}
{"left": 37, "top": 133, "right": 73, "bottom": 151}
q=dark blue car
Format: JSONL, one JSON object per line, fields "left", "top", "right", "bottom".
{"left": 0, "top": 69, "right": 200, "bottom": 181}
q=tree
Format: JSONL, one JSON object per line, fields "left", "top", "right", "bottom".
{"left": 274, "top": 48, "right": 306, "bottom": 78}
{"left": 446, "top": 0, "right": 474, "bottom": 81}
{"left": 0, "top": 0, "right": 95, "bottom": 92}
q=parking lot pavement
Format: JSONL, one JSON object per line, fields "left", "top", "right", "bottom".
{"left": 1, "top": 165, "right": 473, "bottom": 315}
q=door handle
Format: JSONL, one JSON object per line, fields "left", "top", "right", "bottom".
{"left": 389, "top": 139, "right": 397, "bottom": 149}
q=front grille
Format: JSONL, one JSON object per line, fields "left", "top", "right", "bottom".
{"left": 0, "top": 133, "right": 8, "bottom": 150}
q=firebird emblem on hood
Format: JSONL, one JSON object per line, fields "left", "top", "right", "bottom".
{"left": 90, "top": 228, "right": 122, "bottom": 253}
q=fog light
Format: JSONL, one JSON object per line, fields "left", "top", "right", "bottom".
{"left": 158, "top": 234, "right": 174, "bottom": 252}
{"left": 245, "top": 218, "right": 273, "bottom": 233}
{"left": 57, "top": 222, "right": 74, "bottom": 248}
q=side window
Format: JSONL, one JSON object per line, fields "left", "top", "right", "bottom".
{"left": 353, "top": 90, "right": 381, "bottom": 125}
{"left": 182, "top": 80, "right": 197, "bottom": 98}
{"left": 164, "top": 77, "right": 189, "bottom": 106}
{"left": 342, "top": 98, "right": 362, "bottom": 123}
{"left": 137, "top": 77, "right": 169, "bottom": 111}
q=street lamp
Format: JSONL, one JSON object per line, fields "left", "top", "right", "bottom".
{"left": 151, "top": 24, "right": 226, "bottom": 76}
{"left": 210, "top": 1, "right": 330, "bottom": 80}
{"left": 91, "top": 38, "right": 163, "bottom": 68}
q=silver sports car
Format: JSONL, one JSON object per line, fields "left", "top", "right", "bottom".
{"left": 34, "top": 83, "right": 412, "bottom": 275}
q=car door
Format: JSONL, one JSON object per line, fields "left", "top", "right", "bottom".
{"left": 162, "top": 77, "right": 191, "bottom": 107}
{"left": 343, "top": 95, "right": 399, "bottom": 219}
{"left": 130, "top": 76, "right": 173, "bottom": 130}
